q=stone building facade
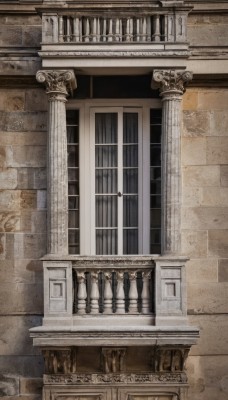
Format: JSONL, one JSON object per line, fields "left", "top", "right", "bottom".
{"left": 0, "top": 1, "right": 228, "bottom": 400}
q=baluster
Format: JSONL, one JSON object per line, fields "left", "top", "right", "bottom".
{"left": 59, "top": 16, "right": 64, "bottom": 42}
{"left": 126, "top": 18, "right": 130, "bottom": 42}
{"left": 142, "top": 271, "right": 151, "bottom": 314}
{"left": 79, "top": 18, "right": 82, "bottom": 42}
{"left": 154, "top": 14, "right": 160, "bottom": 42}
{"left": 84, "top": 18, "right": 90, "bottom": 42}
{"left": 73, "top": 18, "right": 80, "bottom": 42}
{"left": 136, "top": 18, "right": 140, "bottom": 42}
{"left": 102, "top": 18, "right": 106, "bottom": 42}
{"left": 120, "top": 19, "right": 122, "bottom": 42}
{"left": 67, "top": 17, "right": 71, "bottom": 42}
{"left": 116, "top": 271, "right": 125, "bottom": 314}
{"left": 103, "top": 272, "right": 113, "bottom": 314}
{"left": 146, "top": 16, "right": 151, "bottom": 41}
{"left": 73, "top": 17, "right": 80, "bottom": 42}
{"left": 92, "top": 17, "right": 97, "bottom": 42}
{"left": 115, "top": 18, "right": 120, "bottom": 42}
{"left": 97, "top": 18, "right": 100, "bottom": 42}
{"left": 163, "top": 14, "right": 168, "bottom": 41}
{"left": 129, "top": 18, "right": 133, "bottom": 42}
{"left": 108, "top": 18, "right": 113, "bottom": 42}
{"left": 142, "top": 17, "right": 147, "bottom": 42}
{"left": 77, "top": 272, "right": 87, "bottom": 314}
{"left": 90, "top": 272, "right": 100, "bottom": 314}
{"left": 128, "top": 271, "right": 138, "bottom": 313}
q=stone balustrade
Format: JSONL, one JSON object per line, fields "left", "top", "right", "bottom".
{"left": 41, "top": 256, "right": 188, "bottom": 327}
{"left": 73, "top": 267, "right": 154, "bottom": 315}
{"left": 42, "top": 9, "right": 189, "bottom": 45}
{"left": 58, "top": 15, "right": 164, "bottom": 44}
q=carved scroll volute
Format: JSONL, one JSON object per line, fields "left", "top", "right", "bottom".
{"left": 36, "top": 70, "right": 77, "bottom": 101}
{"left": 152, "top": 70, "right": 193, "bottom": 96}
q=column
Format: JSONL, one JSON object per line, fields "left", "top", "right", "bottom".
{"left": 152, "top": 70, "right": 192, "bottom": 255}
{"left": 36, "top": 70, "right": 77, "bottom": 255}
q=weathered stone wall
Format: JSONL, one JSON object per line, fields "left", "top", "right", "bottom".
{"left": 188, "top": 13, "right": 228, "bottom": 47}
{"left": 182, "top": 88, "right": 228, "bottom": 400}
{"left": 0, "top": 87, "right": 47, "bottom": 398}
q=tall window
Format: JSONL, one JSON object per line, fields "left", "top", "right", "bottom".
{"left": 67, "top": 110, "right": 80, "bottom": 254}
{"left": 67, "top": 105, "right": 161, "bottom": 255}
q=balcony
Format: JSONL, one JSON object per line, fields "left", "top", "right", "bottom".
{"left": 30, "top": 256, "right": 199, "bottom": 348}
{"left": 37, "top": 1, "right": 192, "bottom": 70}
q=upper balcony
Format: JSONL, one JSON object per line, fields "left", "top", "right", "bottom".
{"left": 30, "top": 256, "right": 199, "bottom": 348}
{"left": 37, "top": 1, "right": 192, "bottom": 71}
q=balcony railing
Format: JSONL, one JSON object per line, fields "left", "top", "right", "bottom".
{"left": 55, "top": 15, "right": 165, "bottom": 44}
{"left": 73, "top": 267, "right": 154, "bottom": 315}
{"left": 41, "top": 5, "right": 190, "bottom": 47}
{"left": 42, "top": 256, "right": 188, "bottom": 328}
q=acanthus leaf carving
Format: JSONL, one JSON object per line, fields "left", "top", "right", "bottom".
{"left": 152, "top": 70, "right": 193, "bottom": 95}
{"left": 36, "top": 70, "right": 77, "bottom": 99}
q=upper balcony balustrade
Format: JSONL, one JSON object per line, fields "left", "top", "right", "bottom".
{"left": 38, "top": 1, "right": 192, "bottom": 69}
{"left": 30, "top": 256, "right": 199, "bottom": 348}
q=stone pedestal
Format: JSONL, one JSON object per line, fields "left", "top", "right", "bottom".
{"left": 152, "top": 70, "right": 192, "bottom": 256}
{"left": 36, "top": 70, "right": 76, "bottom": 255}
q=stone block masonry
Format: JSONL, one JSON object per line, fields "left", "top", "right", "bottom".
{"left": 0, "top": 85, "right": 47, "bottom": 398}
{"left": 181, "top": 87, "right": 228, "bottom": 400}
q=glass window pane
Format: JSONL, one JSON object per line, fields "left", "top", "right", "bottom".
{"left": 68, "top": 168, "right": 79, "bottom": 181}
{"left": 96, "top": 169, "right": 117, "bottom": 194}
{"left": 150, "top": 180, "right": 161, "bottom": 195}
{"left": 68, "top": 211, "right": 79, "bottom": 228}
{"left": 96, "top": 229, "right": 117, "bottom": 255}
{"left": 150, "top": 145, "right": 161, "bottom": 166}
{"left": 68, "top": 196, "right": 79, "bottom": 210}
{"left": 123, "top": 145, "right": 138, "bottom": 167}
{"left": 67, "top": 126, "right": 79, "bottom": 143}
{"left": 69, "top": 228, "right": 80, "bottom": 254}
{"left": 150, "top": 167, "right": 161, "bottom": 180}
{"left": 96, "top": 195, "right": 117, "bottom": 227}
{"left": 150, "top": 209, "right": 161, "bottom": 228}
{"left": 123, "top": 113, "right": 138, "bottom": 143}
{"left": 123, "top": 169, "right": 138, "bottom": 193}
{"left": 95, "top": 145, "right": 117, "bottom": 167}
{"left": 123, "top": 195, "right": 138, "bottom": 227}
{"left": 68, "top": 182, "right": 79, "bottom": 195}
{"left": 68, "top": 145, "right": 79, "bottom": 167}
{"left": 66, "top": 110, "right": 79, "bottom": 125}
{"left": 95, "top": 113, "right": 117, "bottom": 144}
{"left": 123, "top": 229, "right": 138, "bottom": 254}
{"left": 150, "top": 125, "right": 161, "bottom": 143}
{"left": 150, "top": 195, "right": 161, "bottom": 208}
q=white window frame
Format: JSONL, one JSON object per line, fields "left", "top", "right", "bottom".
{"left": 66, "top": 99, "right": 161, "bottom": 256}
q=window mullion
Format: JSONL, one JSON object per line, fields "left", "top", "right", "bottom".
{"left": 117, "top": 110, "right": 123, "bottom": 255}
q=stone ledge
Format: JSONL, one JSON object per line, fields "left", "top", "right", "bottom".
{"left": 30, "top": 325, "right": 199, "bottom": 347}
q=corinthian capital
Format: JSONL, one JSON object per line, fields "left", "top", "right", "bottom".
{"left": 152, "top": 70, "right": 193, "bottom": 96}
{"left": 36, "top": 70, "right": 77, "bottom": 98}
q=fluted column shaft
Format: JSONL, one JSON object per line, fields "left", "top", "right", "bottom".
{"left": 36, "top": 70, "right": 77, "bottom": 255}
{"left": 152, "top": 70, "right": 192, "bottom": 255}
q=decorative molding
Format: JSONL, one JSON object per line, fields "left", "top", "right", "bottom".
{"left": 39, "top": 51, "right": 190, "bottom": 58}
{"left": 152, "top": 70, "right": 193, "bottom": 95}
{"left": 36, "top": 70, "right": 77, "bottom": 99}
{"left": 43, "top": 372, "right": 187, "bottom": 385}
